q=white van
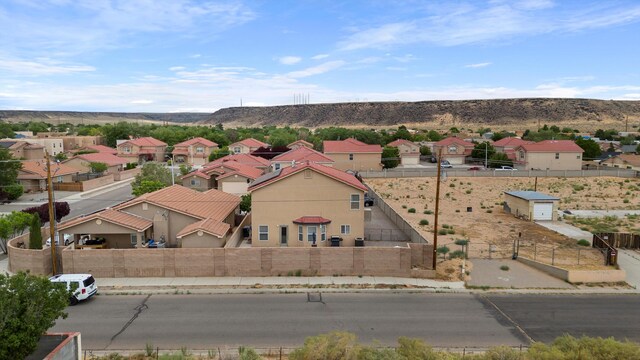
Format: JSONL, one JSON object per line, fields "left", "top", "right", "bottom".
{"left": 49, "top": 274, "right": 98, "bottom": 305}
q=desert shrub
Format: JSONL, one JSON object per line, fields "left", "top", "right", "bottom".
{"left": 238, "top": 346, "right": 262, "bottom": 360}
{"left": 500, "top": 265, "right": 510, "bottom": 271}
{"left": 419, "top": 219, "right": 429, "bottom": 226}
{"left": 396, "top": 337, "right": 438, "bottom": 360}
{"left": 449, "top": 183, "right": 455, "bottom": 188}
{"left": 438, "top": 229, "right": 447, "bottom": 235}
{"left": 424, "top": 210, "right": 433, "bottom": 215}
{"left": 449, "top": 250, "right": 465, "bottom": 259}
{"left": 623, "top": 199, "right": 630, "bottom": 203}
{"left": 289, "top": 331, "right": 360, "bottom": 360}
{"left": 527, "top": 334, "right": 640, "bottom": 360}
{"left": 408, "top": 208, "right": 416, "bottom": 213}
{"left": 466, "top": 189, "right": 472, "bottom": 194}
{"left": 447, "top": 229, "right": 455, "bottom": 234}
{"left": 482, "top": 345, "right": 520, "bottom": 359}
{"left": 577, "top": 239, "right": 591, "bottom": 247}
{"left": 486, "top": 209, "right": 493, "bottom": 213}
{"left": 402, "top": 205, "right": 407, "bottom": 209}
{"left": 436, "top": 246, "right": 449, "bottom": 259}
{"left": 442, "top": 224, "right": 450, "bottom": 229}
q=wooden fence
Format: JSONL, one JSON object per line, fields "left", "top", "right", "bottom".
{"left": 592, "top": 234, "right": 618, "bottom": 266}
{"left": 595, "top": 233, "right": 640, "bottom": 249}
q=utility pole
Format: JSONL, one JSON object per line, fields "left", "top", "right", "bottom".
{"left": 485, "top": 142, "right": 488, "bottom": 168}
{"left": 45, "top": 151, "right": 57, "bottom": 275}
{"left": 432, "top": 148, "right": 443, "bottom": 270}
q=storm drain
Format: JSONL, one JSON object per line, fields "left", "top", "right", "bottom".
{"left": 307, "top": 292, "right": 323, "bottom": 303}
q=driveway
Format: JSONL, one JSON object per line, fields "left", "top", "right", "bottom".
{"left": 468, "top": 259, "right": 574, "bottom": 289}
{"left": 364, "top": 204, "right": 409, "bottom": 242}
{"left": 559, "top": 210, "right": 640, "bottom": 218}
{"left": 535, "top": 221, "right": 592, "bottom": 241}
{"left": 618, "top": 250, "right": 640, "bottom": 289}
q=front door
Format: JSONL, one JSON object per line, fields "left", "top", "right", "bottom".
{"left": 280, "top": 226, "right": 288, "bottom": 246}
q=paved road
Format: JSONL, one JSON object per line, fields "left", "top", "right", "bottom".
{"left": 51, "top": 293, "right": 640, "bottom": 351}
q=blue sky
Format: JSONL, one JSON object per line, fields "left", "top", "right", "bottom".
{"left": 1, "top": 0, "right": 640, "bottom": 112}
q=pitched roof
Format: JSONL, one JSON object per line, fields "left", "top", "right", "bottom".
{"left": 272, "top": 147, "right": 334, "bottom": 163}
{"left": 174, "top": 137, "right": 217, "bottom": 148}
{"left": 229, "top": 138, "right": 268, "bottom": 148}
{"left": 87, "top": 145, "right": 118, "bottom": 154}
{"left": 323, "top": 138, "right": 382, "bottom": 153}
{"left": 181, "top": 170, "right": 211, "bottom": 180}
{"left": 205, "top": 153, "right": 271, "bottom": 168}
{"left": 214, "top": 162, "right": 264, "bottom": 180}
{"left": 176, "top": 218, "right": 230, "bottom": 239}
{"left": 602, "top": 154, "right": 640, "bottom": 167}
{"left": 492, "top": 137, "right": 534, "bottom": 147}
{"left": 287, "top": 139, "right": 314, "bottom": 148}
{"left": 518, "top": 140, "right": 584, "bottom": 153}
{"left": 119, "top": 137, "right": 167, "bottom": 147}
{"left": 387, "top": 139, "right": 418, "bottom": 147}
{"left": 58, "top": 209, "right": 153, "bottom": 232}
{"left": 18, "top": 160, "right": 79, "bottom": 179}
{"left": 73, "top": 153, "right": 129, "bottom": 167}
{"left": 117, "top": 185, "right": 240, "bottom": 221}
{"left": 249, "top": 161, "right": 367, "bottom": 192}
{"left": 505, "top": 191, "right": 559, "bottom": 201}
{"left": 434, "top": 137, "right": 475, "bottom": 147}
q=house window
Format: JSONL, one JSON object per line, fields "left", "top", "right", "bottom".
{"left": 448, "top": 145, "right": 457, "bottom": 153}
{"left": 258, "top": 225, "right": 269, "bottom": 241}
{"left": 555, "top": 153, "right": 559, "bottom": 159}
{"left": 519, "top": 150, "right": 525, "bottom": 160}
{"left": 142, "top": 203, "right": 148, "bottom": 210}
{"left": 124, "top": 146, "right": 131, "bottom": 153}
{"left": 53, "top": 143, "right": 56, "bottom": 148}
{"left": 56, "top": 176, "right": 63, "bottom": 183}
{"left": 274, "top": 163, "right": 281, "bottom": 171}
{"left": 340, "top": 225, "right": 351, "bottom": 235}
{"left": 130, "top": 234, "right": 138, "bottom": 246}
{"left": 577, "top": 155, "right": 581, "bottom": 159}
{"left": 196, "top": 147, "right": 204, "bottom": 153}
{"left": 349, "top": 153, "right": 354, "bottom": 160}
{"left": 320, "top": 224, "right": 326, "bottom": 241}
{"left": 307, "top": 226, "right": 317, "bottom": 242}
{"left": 190, "top": 178, "right": 200, "bottom": 186}
{"left": 350, "top": 194, "right": 360, "bottom": 210}
{"left": 233, "top": 146, "right": 241, "bottom": 154}
{"left": 298, "top": 225, "right": 303, "bottom": 241}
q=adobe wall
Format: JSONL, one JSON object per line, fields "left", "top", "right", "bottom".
{"left": 81, "top": 174, "right": 114, "bottom": 191}
{"left": 518, "top": 257, "right": 626, "bottom": 284}
{"left": 113, "top": 168, "right": 140, "bottom": 181}
{"left": 7, "top": 227, "right": 54, "bottom": 275}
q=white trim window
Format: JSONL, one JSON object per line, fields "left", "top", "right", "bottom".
{"left": 196, "top": 146, "right": 204, "bottom": 153}
{"left": 340, "top": 225, "right": 351, "bottom": 235}
{"left": 298, "top": 225, "right": 303, "bottom": 241}
{"left": 233, "top": 146, "right": 241, "bottom": 154}
{"left": 350, "top": 194, "right": 360, "bottom": 210}
{"left": 307, "top": 226, "right": 317, "bottom": 242}
{"left": 258, "top": 225, "right": 269, "bottom": 241}
{"left": 320, "top": 224, "right": 326, "bottom": 241}
{"left": 348, "top": 153, "right": 354, "bottom": 160}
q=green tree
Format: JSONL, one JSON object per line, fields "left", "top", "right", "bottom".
{"left": 0, "top": 272, "right": 70, "bottom": 359}
{"left": 289, "top": 331, "right": 361, "bottom": 360}
{"left": 89, "top": 162, "right": 108, "bottom": 174}
{"left": 27, "top": 121, "right": 50, "bottom": 134}
{"left": 575, "top": 138, "right": 602, "bottom": 160}
{"left": 132, "top": 180, "right": 167, "bottom": 196}
{"left": 381, "top": 146, "right": 400, "bottom": 169}
{"left": 28, "top": 215, "right": 42, "bottom": 249}
{"left": 131, "top": 163, "right": 173, "bottom": 196}
{"left": 4, "top": 183, "right": 23, "bottom": 201}
{"left": 488, "top": 152, "right": 513, "bottom": 168}
{"left": 54, "top": 152, "right": 67, "bottom": 162}
{"left": 240, "top": 194, "right": 251, "bottom": 213}
{"left": 0, "top": 149, "right": 22, "bottom": 201}
{"left": 470, "top": 141, "right": 495, "bottom": 162}
{"left": 419, "top": 146, "right": 431, "bottom": 156}
{"left": 209, "top": 147, "right": 229, "bottom": 162}
{"left": 426, "top": 130, "right": 442, "bottom": 141}
{"left": 437, "top": 246, "right": 450, "bottom": 260}
{"left": 0, "top": 122, "right": 15, "bottom": 138}
{"left": 392, "top": 126, "right": 412, "bottom": 141}
{"left": 179, "top": 164, "right": 192, "bottom": 176}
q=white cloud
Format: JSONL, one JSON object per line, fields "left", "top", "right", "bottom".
{"left": 278, "top": 56, "right": 302, "bottom": 65}
{"left": 169, "top": 66, "right": 186, "bottom": 71}
{"left": 464, "top": 62, "right": 492, "bottom": 68}
{"left": 130, "top": 99, "right": 153, "bottom": 104}
{"left": 311, "top": 54, "right": 329, "bottom": 60}
{"left": 286, "top": 61, "right": 346, "bottom": 78}
{"left": 0, "top": 57, "right": 95, "bottom": 75}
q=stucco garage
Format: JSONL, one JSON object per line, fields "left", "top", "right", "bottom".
{"left": 503, "top": 191, "right": 559, "bottom": 222}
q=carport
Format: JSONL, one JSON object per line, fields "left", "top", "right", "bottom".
{"left": 57, "top": 209, "right": 153, "bottom": 249}
{"left": 503, "top": 191, "right": 559, "bottom": 221}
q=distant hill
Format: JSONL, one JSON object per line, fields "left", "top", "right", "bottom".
{"left": 0, "top": 111, "right": 210, "bottom": 125}
{"left": 203, "top": 98, "right": 640, "bottom": 131}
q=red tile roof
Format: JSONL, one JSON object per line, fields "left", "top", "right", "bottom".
{"left": 293, "top": 216, "right": 332, "bottom": 225}
{"left": 117, "top": 185, "right": 240, "bottom": 221}
{"left": 18, "top": 160, "right": 79, "bottom": 179}
{"left": 287, "top": 139, "right": 314, "bottom": 148}
{"left": 214, "top": 161, "right": 264, "bottom": 180}
{"left": 74, "top": 153, "right": 129, "bottom": 167}
{"left": 174, "top": 137, "right": 218, "bottom": 148}
{"left": 120, "top": 137, "right": 167, "bottom": 147}
{"left": 387, "top": 139, "right": 418, "bottom": 147}
{"left": 272, "top": 147, "right": 334, "bottom": 163}
{"left": 205, "top": 153, "right": 271, "bottom": 168}
{"left": 249, "top": 161, "right": 367, "bottom": 192}
{"left": 518, "top": 140, "right": 584, "bottom": 153}
{"left": 492, "top": 137, "right": 534, "bottom": 148}
{"left": 323, "top": 138, "right": 382, "bottom": 153}
{"left": 181, "top": 170, "right": 211, "bottom": 180}
{"left": 176, "top": 218, "right": 230, "bottom": 239}
{"left": 230, "top": 138, "right": 268, "bottom": 148}
{"left": 434, "top": 137, "right": 475, "bottom": 147}
{"left": 87, "top": 145, "right": 117, "bottom": 154}
{"left": 59, "top": 209, "right": 152, "bottom": 232}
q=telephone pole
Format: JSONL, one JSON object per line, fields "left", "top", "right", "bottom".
{"left": 432, "top": 148, "right": 443, "bottom": 270}
{"left": 45, "top": 151, "right": 58, "bottom": 275}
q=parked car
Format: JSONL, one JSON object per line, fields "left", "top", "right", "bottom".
{"left": 429, "top": 155, "right": 437, "bottom": 163}
{"left": 45, "top": 233, "right": 72, "bottom": 247}
{"left": 495, "top": 166, "right": 517, "bottom": 171}
{"left": 49, "top": 274, "right": 98, "bottom": 305}
{"left": 440, "top": 160, "right": 452, "bottom": 168}
{"left": 364, "top": 194, "right": 374, "bottom": 207}
{"left": 467, "top": 166, "right": 482, "bottom": 171}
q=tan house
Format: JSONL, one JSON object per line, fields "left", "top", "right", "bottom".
{"left": 287, "top": 139, "right": 314, "bottom": 150}
{"left": 0, "top": 140, "right": 45, "bottom": 160}
{"left": 387, "top": 139, "right": 420, "bottom": 166}
{"left": 64, "top": 153, "right": 129, "bottom": 175}
{"left": 23, "top": 138, "right": 64, "bottom": 156}
{"left": 504, "top": 191, "right": 559, "bottom": 221}
{"left": 493, "top": 137, "right": 534, "bottom": 161}
{"left": 181, "top": 160, "right": 263, "bottom": 195}
{"left": 204, "top": 153, "right": 271, "bottom": 171}
{"left": 61, "top": 136, "right": 104, "bottom": 151}
{"left": 601, "top": 154, "right": 640, "bottom": 171}
{"left": 67, "top": 144, "right": 117, "bottom": 156}
{"left": 249, "top": 162, "right": 367, "bottom": 247}
{"left": 117, "top": 137, "right": 167, "bottom": 163}
{"left": 57, "top": 185, "right": 241, "bottom": 249}
{"left": 18, "top": 160, "right": 79, "bottom": 192}
{"left": 432, "top": 137, "right": 475, "bottom": 165}
{"left": 229, "top": 138, "right": 268, "bottom": 154}
{"left": 323, "top": 138, "right": 383, "bottom": 172}
{"left": 514, "top": 140, "right": 584, "bottom": 170}
{"left": 172, "top": 137, "right": 218, "bottom": 166}
{"left": 270, "top": 147, "right": 334, "bottom": 171}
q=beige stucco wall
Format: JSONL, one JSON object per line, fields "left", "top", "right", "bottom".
{"left": 27, "top": 138, "right": 64, "bottom": 156}
{"left": 65, "top": 157, "right": 121, "bottom": 175}
{"left": 180, "top": 232, "right": 226, "bottom": 248}
{"left": 22, "top": 147, "right": 45, "bottom": 160}
{"left": 518, "top": 257, "right": 625, "bottom": 283}
{"left": 504, "top": 194, "right": 558, "bottom": 221}
{"left": 122, "top": 202, "right": 200, "bottom": 246}
{"left": 231, "top": 143, "right": 252, "bottom": 154}
{"left": 219, "top": 175, "right": 250, "bottom": 195}
{"left": 251, "top": 169, "right": 365, "bottom": 247}
{"left": 519, "top": 151, "right": 582, "bottom": 170}
{"left": 62, "top": 136, "right": 102, "bottom": 150}
{"left": 400, "top": 154, "right": 420, "bottom": 165}
{"left": 602, "top": 157, "right": 640, "bottom": 171}
{"left": 58, "top": 220, "right": 147, "bottom": 249}
{"left": 396, "top": 143, "right": 419, "bottom": 154}
{"left": 181, "top": 175, "right": 210, "bottom": 192}
{"left": 325, "top": 152, "right": 382, "bottom": 172}
{"left": 433, "top": 143, "right": 471, "bottom": 164}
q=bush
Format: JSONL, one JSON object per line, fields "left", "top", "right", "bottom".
{"left": 28, "top": 215, "right": 42, "bottom": 250}
{"left": 436, "top": 246, "right": 450, "bottom": 259}
{"left": 447, "top": 229, "right": 455, "bottom": 234}
{"left": 419, "top": 219, "right": 429, "bottom": 226}
{"left": 577, "top": 239, "right": 591, "bottom": 247}
{"left": 442, "top": 224, "right": 450, "bottom": 229}
{"left": 450, "top": 250, "right": 465, "bottom": 259}
{"left": 437, "top": 229, "right": 447, "bottom": 235}
{"left": 289, "top": 331, "right": 360, "bottom": 360}
{"left": 408, "top": 208, "right": 416, "bottom": 213}
{"left": 4, "top": 183, "right": 23, "bottom": 201}
{"left": 500, "top": 265, "right": 510, "bottom": 271}
{"left": 396, "top": 337, "right": 437, "bottom": 360}
{"left": 424, "top": 210, "right": 433, "bottom": 215}
{"left": 402, "top": 205, "right": 407, "bottom": 209}
{"left": 238, "top": 346, "right": 262, "bottom": 360}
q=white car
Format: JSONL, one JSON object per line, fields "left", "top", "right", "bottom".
{"left": 45, "top": 234, "right": 72, "bottom": 247}
{"left": 49, "top": 274, "right": 98, "bottom": 305}
{"left": 440, "top": 160, "right": 453, "bottom": 168}
{"left": 495, "top": 166, "right": 517, "bottom": 171}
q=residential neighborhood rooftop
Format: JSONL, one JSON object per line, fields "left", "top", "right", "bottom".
{"left": 205, "top": 153, "right": 271, "bottom": 168}
{"left": 176, "top": 218, "right": 230, "bottom": 239}
{"left": 174, "top": 137, "right": 218, "bottom": 148}
{"left": 19, "top": 160, "right": 79, "bottom": 179}
{"left": 272, "top": 146, "right": 334, "bottom": 163}
{"left": 230, "top": 138, "right": 268, "bottom": 148}
{"left": 119, "top": 137, "right": 167, "bottom": 147}
{"left": 504, "top": 191, "right": 560, "bottom": 201}
{"left": 518, "top": 140, "right": 584, "bottom": 153}
{"left": 58, "top": 208, "right": 153, "bottom": 232}
{"left": 72, "top": 152, "right": 129, "bottom": 166}
{"left": 492, "top": 137, "right": 534, "bottom": 147}
{"left": 323, "top": 138, "right": 382, "bottom": 153}
{"left": 249, "top": 161, "right": 367, "bottom": 192}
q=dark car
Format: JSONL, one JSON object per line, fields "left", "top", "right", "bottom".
{"left": 468, "top": 166, "right": 481, "bottom": 171}
{"left": 364, "top": 194, "right": 374, "bottom": 207}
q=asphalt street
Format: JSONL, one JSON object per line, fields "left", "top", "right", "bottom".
{"left": 51, "top": 293, "right": 640, "bottom": 351}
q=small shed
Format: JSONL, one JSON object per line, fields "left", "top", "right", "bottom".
{"left": 503, "top": 191, "right": 559, "bottom": 221}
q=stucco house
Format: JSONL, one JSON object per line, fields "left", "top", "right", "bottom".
{"left": 493, "top": 137, "right": 534, "bottom": 161}
{"left": 0, "top": 140, "right": 45, "bottom": 160}
{"left": 287, "top": 139, "right": 314, "bottom": 150}
{"left": 432, "top": 137, "right": 475, "bottom": 165}
{"left": 117, "top": 137, "right": 167, "bottom": 163}
{"left": 17, "top": 160, "right": 80, "bottom": 192}
{"left": 322, "top": 138, "right": 383, "bottom": 172}
{"left": 229, "top": 138, "right": 268, "bottom": 154}
{"left": 64, "top": 153, "right": 129, "bottom": 175}
{"left": 68, "top": 144, "right": 118, "bottom": 156}
{"left": 172, "top": 137, "right": 218, "bottom": 166}
{"left": 387, "top": 139, "right": 420, "bottom": 166}
{"left": 270, "top": 146, "right": 334, "bottom": 171}
{"left": 600, "top": 154, "right": 640, "bottom": 171}
{"left": 248, "top": 161, "right": 367, "bottom": 247}
{"left": 57, "top": 185, "right": 241, "bottom": 249}
{"left": 204, "top": 153, "right": 271, "bottom": 171}
{"left": 61, "top": 136, "right": 104, "bottom": 151}
{"left": 181, "top": 160, "right": 263, "bottom": 195}
{"left": 514, "top": 140, "right": 584, "bottom": 170}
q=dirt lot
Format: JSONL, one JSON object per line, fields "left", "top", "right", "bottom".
{"left": 366, "top": 176, "right": 640, "bottom": 268}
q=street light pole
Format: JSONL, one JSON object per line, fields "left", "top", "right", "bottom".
{"left": 432, "top": 147, "right": 443, "bottom": 271}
